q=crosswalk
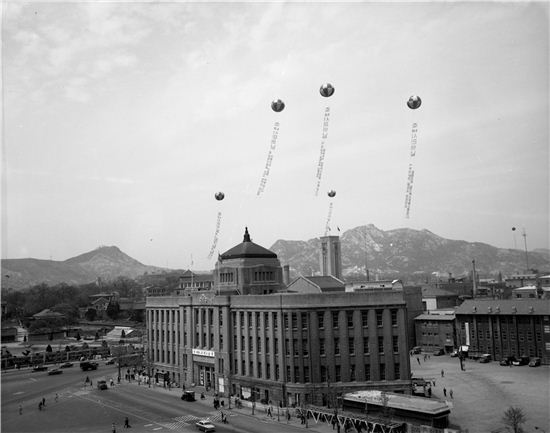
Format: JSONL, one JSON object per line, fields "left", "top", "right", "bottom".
{"left": 159, "top": 411, "right": 236, "bottom": 430}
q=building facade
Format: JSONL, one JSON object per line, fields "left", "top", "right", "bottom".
{"left": 146, "top": 229, "right": 412, "bottom": 406}
{"left": 414, "top": 311, "right": 456, "bottom": 353}
{"left": 455, "top": 299, "right": 550, "bottom": 364}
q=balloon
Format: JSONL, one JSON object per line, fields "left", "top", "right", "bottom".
{"left": 512, "top": 227, "right": 516, "bottom": 231}
{"left": 327, "top": 190, "right": 336, "bottom": 198}
{"left": 407, "top": 95, "right": 422, "bottom": 109}
{"left": 214, "top": 192, "right": 225, "bottom": 201}
{"left": 320, "top": 83, "right": 335, "bottom": 98}
{"left": 271, "top": 99, "right": 285, "bottom": 112}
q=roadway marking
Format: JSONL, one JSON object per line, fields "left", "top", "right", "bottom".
{"left": 153, "top": 428, "right": 163, "bottom": 431}
{"left": 28, "top": 378, "right": 37, "bottom": 382}
{"left": 13, "top": 391, "right": 24, "bottom": 395}
{"left": 144, "top": 424, "right": 153, "bottom": 427}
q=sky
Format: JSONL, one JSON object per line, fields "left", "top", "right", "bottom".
{"left": 2, "top": 1, "right": 549, "bottom": 271}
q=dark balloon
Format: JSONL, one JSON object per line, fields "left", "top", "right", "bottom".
{"left": 407, "top": 95, "right": 422, "bottom": 109}
{"left": 327, "top": 190, "right": 336, "bottom": 198}
{"left": 214, "top": 192, "right": 225, "bottom": 201}
{"left": 320, "top": 83, "right": 335, "bottom": 98}
{"left": 512, "top": 227, "right": 516, "bottom": 231}
{"left": 271, "top": 99, "right": 285, "bottom": 112}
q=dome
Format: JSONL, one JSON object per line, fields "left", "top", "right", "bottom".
{"left": 220, "top": 227, "right": 277, "bottom": 260}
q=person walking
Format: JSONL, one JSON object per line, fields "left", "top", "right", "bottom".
{"left": 417, "top": 357, "right": 421, "bottom": 365}
{"left": 42, "top": 397, "right": 46, "bottom": 407}
{"left": 443, "top": 388, "right": 447, "bottom": 397}
{"left": 112, "top": 422, "right": 117, "bottom": 433}
{"left": 19, "top": 404, "right": 22, "bottom": 415}
{"left": 450, "top": 389, "right": 454, "bottom": 399}
{"left": 124, "top": 417, "right": 130, "bottom": 428}
{"left": 38, "top": 402, "right": 42, "bottom": 411}
{"left": 441, "top": 369, "right": 444, "bottom": 377}
{"left": 55, "top": 393, "right": 58, "bottom": 403}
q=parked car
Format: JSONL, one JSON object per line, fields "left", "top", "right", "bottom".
{"left": 412, "top": 346, "right": 422, "bottom": 354}
{"left": 47, "top": 368, "right": 63, "bottom": 375}
{"left": 195, "top": 420, "right": 215, "bottom": 432}
{"left": 479, "top": 354, "right": 492, "bottom": 363}
{"left": 500, "top": 356, "right": 514, "bottom": 366}
{"left": 60, "top": 362, "right": 73, "bottom": 368}
{"left": 105, "top": 358, "right": 115, "bottom": 365}
{"left": 80, "top": 361, "right": 99, "bottom": 371}
{"left": 181, "top": 391, "right": 196, "bottom": 402}
{"left": 528, "top": 357, "right": 541, "bottom": 367}
{"left": 512, "top": 356, "right": 530, "bottom": 366}
{"left": 32, "top": 365, "right": 48, "bottom": 372}
{"left": 433, "top": 348, "right": 445, "bottom": 356}
{"left": 97, "top": 379, "right": 108, "bottom": 390}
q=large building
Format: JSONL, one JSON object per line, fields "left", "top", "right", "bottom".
{"left": 454, "top": 299, "right": 550, "bottom": 364}
{"left": 146, "top": 228, "right": 413, "bottom": 406}
{"left": 319, "top": 235, "right": 342, "bottom": 280}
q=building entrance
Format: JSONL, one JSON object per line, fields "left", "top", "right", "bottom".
{"left": 198, "top": 365, "right": 215, "bottom": 389}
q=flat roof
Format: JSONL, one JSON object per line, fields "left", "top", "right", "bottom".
{"left": 343, "top": 390, "right": 450, "bottom": 415}
{"left": 414, "top": 313, "right": 455, "bottom": 321}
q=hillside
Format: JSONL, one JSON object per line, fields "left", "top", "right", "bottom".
{"left": 2, "top": 246, "right": 165, "bottom": 290}
{"left": 270, "top": 225, "right": 550, "bottom": 281}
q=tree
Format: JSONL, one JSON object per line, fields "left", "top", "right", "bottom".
{"left": 106, "top": 301, "right": 120, "bottom": 320}
{"left": 85, "top": 308, "right": 97, "bottom": 321}
{"left": 502, "top": 406, "right": 526, "bottom": 433}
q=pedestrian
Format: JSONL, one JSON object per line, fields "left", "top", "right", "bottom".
{"left": 112, "top": 422, "right": 117, "bottom": 433}
{"left": 441, "top": 369, "right": 444, "bottom": 377}
{"left": 42, "top": 397, "right": 45, "bottom": 407}
{"left": 90, "top": 380, "right": 93, "bottom": 387}
{"left": 443, "top": 387, "right": 447, "bottom": 397}
{"left": 55, "top": 393, "right": 58, "bottom": 402}
{"left": 450, "top": 389, "right": 453, "bottom": 399}
{"left": 417, "top": 357, "right": 420, "bottom": 365}
{"left": 38, "top": 402, "right": 42, "bottom": 411}
{"left": 124, "top": 416, "right": 130, "bottom": 428}
{"left": 19, "top": 405, "right": 22, "bottom": 415}
{"left": 85, "top": 376, "right": 90, "bottom": 386}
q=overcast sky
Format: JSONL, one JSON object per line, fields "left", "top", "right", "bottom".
{"left": 2, "top": 1, "right": 548, "bottom": 270}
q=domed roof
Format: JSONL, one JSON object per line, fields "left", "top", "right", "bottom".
{"left": 220, "top": 227, "right": 277, "bottom": 260}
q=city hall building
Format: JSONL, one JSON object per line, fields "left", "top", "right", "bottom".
{"left": 146, "top": 228, "right": 412, "bottom": 406}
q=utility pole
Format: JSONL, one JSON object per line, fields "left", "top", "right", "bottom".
{"left": 472, "top": 260, "right": 477, "bottom": 298}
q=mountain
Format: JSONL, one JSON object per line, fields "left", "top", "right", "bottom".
{"left": 2, "top": 246, "right": 166, "bottom": 290}
{"left": 270, "top": 225, "right": 550, "bottom": 282}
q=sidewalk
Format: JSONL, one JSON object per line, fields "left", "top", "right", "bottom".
{"left": 120, "top": 379, "right": 341, "bottom": 433}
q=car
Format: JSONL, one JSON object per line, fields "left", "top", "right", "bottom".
{"left": 433, "top": 348, "right": 445, "bottom": 356}
{"left": 48, "top": 368, "right": 63, "bottom": 375}
{"left": 105, "top": 358, "right": 116, "bottom": 365}
{"left": 412, "top": 346, "right": 422, "bottom": 354}
{"left": 32, "top": 365, "right": 48, "bottom": 372}
{"left": 60, "top": 362, "right": 73, "bottom": 368}
{"left": 500, "top": 356, "right": 514, "bottom": 366}
{"left": 195, "top": 420, "right": 215, "bottom": 432}
{"left": 512, "top": 356, "right": 530, "bottom": 366}
{"left": 80, "top": 361, "right": 99, "bottom": 371}
{"left": 528, "top": 357, "right": 541, "bottom": 367}
{"left": 181, "top": 391, "right": 196, "bottom": 402}
{"left": 97, "top": 379, "right": 108, "bottom": 390}
{"left": 479, "top": 354, "right": 492, "bottom": 363}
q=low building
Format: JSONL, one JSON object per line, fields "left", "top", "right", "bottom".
{"left": 414, "top": 310, "right": 456, "bottom": 353}
{"left": 455, "top": 299, "right": 550, "bottom": 364}
{"left": 421, "top": 286, "right": 461, "bottom": 312}
{"left": 505, "top": 274, "right": 538, "bottom": 289}
{"left": 511, "top": 286, "right": 539, "bottom": 299}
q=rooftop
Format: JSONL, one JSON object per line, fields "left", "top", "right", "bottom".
{"left": 220, "top": 227, "right": 277, "bottom": 260}
{"left": 455, "top": 299, "right": 550, "bottom": 316}
{"left": 344, "top": 390, "right": 450, "bottom": 415}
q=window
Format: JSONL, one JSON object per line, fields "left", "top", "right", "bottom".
{"left": 320, "top": 339, "right": 326, "bottom": 356}
{"left": 294, "top": 366, "right": 300, "bottom": 382}
{"left": 392, "top": 336, "right": 399, "bottom": 353}
{"left": 304, "top": 366, "right": 310, "bottom": 382}
{"left": 293, "top": 339, "right": 299, "bottom": 356}
{"left": 286, "top": 366, "right": 291, "bottom": 382}
{"left": 292, "top": 313, "right": 298, "bottom": 329}
{"left": 303, "top": 340, "right": 309, "bottom": 357}
{"left": 284, "top": 314, "right": 289, "bottom": 329}
{"left": 394, "top": 363, "right": 400, "bottom": 379}
{"left": 285, "top": 339, "right": 290, "bottom": 355}
{"left": 332, "top": 311, "right": 339, "bottom": 329}
{"left": 350, "top": 364, "right": 356, "bottom": 381}
{"left": 266, "top": 338, "right": 270, "bottom": 354}
{"left": 376, "top": 310, "right": 383, "bottom": 327}
{"left": 347, "top": 311, "right": 354, "bottom": 328}
{"left": 391, "top": 310, "right": 398, "bottom": 326}
{"left": 249, "top": 336, "right": 253, "bottom": 352}
{"left": 275, "top": 365, "right": 280, "bottom": 380}
{"left": 335, "top": 365, "right": 341, "bottom": 382}
{"left": 258, "top": 362, "right": 262, "bottom": 378}
{"left": 266, "top": 364, "right": 271, "bottom": 379}
{"left": 363, "top": 337, "right": 369, "bottom": 354}
{"left": 257, "top": 337, "right": 262, "bottom": 353}
{"left": 321, "top": 365, "right": 327, "bottom": 382}
{"left": 264, "top": 312, "right": 269, "bottom": 328}
{"left": 380, "top": 364, "right": 386, "bottom": 380}
{"left": 362, "top": 311, "right": 369, "bottom": 328}
{"left": 275, "top": 338, "right": 279, "bottom": 354}
{"left": 334, "top": 338, "right": 340, "bottom": 355}
{"left": 274, "top": 313, "right": 278, "bottom": 330}
{"left": 365, "top": 365, "right": 370, "bottom": 381}
{"left": 318, "top": 312, "right": 325, "bottom": 329}
{"left": 378, "top": 336, "right": 384, "bottom": 354}
{"left": 302, "top": 314, "right": 308, "bottom": 330}
{"left": 349, "top": 337, "right": 355, "bottom": 355}
{"left": 241, "top": 335, "right": 245, "bottom": 350}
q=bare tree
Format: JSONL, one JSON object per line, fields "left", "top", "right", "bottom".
{"left": 501, "top": 406, "right": 526, "bottom": 433}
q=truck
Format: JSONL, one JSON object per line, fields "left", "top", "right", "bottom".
{"left": 80, "top": 361, "right": 99, "bottom": 371}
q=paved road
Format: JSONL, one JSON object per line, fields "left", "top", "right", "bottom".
{"left": 411, "top": 353, "right": 550, "bottom": 433}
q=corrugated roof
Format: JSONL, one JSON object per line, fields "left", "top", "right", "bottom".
{"left": 305, "top": 276, "right": 345, "bottom": 289}
{"left": 455, "top": 299, "right": 550, "bottom": 316}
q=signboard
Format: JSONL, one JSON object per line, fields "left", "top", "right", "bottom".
{"left": 192, "top": 349, "right": 215, "bottom": 357}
